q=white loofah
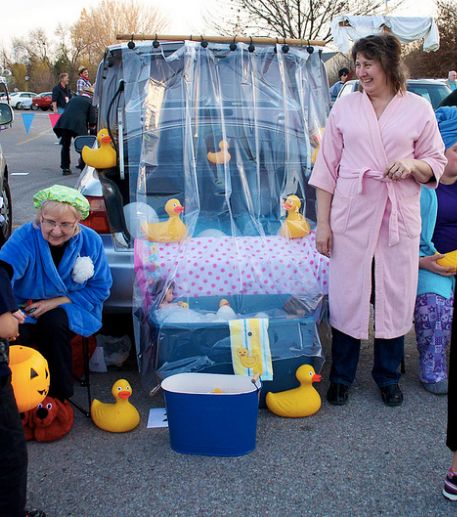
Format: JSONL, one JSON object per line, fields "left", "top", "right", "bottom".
{"left": 72, "top": 256, "right": 95, "bottom": 284}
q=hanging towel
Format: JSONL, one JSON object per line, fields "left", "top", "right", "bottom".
{"left": 229, "top": 318, "right": 273, "bottom": 380}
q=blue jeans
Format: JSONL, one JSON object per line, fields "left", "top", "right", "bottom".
{"left": 330, "top": 327, "right": 404, "bottom": 388}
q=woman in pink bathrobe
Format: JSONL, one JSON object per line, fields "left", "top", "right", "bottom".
{"left": 309, "top": 34, "right": 447, "bottom": 406}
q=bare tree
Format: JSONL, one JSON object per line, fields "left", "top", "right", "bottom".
{"left": 213, "top": 0, "right": 403, "bottom": 42}
{"left": 404, "top": 0, "right": 457, "bottom": 78}
{"left": 70, "top": 0, "right": 169, "bottom": 60}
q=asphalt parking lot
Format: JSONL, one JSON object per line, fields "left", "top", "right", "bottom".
{"left": 1, "top": 112, "right": 455, "bottom": 516}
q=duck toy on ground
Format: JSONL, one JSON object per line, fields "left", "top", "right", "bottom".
{"left": 91, "top": 379, "right": 140, "bottom": 433}
{"left": 279, "top": 194, "right": 311, "bottom": 239}
{"left": 216, "top": 299, "right": 237, "bottom": 320}
{"left": 266, "top": 364, "right": 322, "bottom": 418}
{"left": 82, "top": 128, "right": 117, "bottom": 169}
{"left": 141, "top": 199, "right": 187, "bottom": 243}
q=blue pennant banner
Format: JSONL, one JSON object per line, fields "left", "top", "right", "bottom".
{"left": 21, "top": 112, "right": 35, "bottom": 134}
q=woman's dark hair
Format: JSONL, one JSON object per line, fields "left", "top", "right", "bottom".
{"left": 351, "top": 33, "right": 408, "bottom": 93}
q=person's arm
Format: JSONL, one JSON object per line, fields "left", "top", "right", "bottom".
{"left": 385, "top": 158, "right": 434, "bottom": 184}
{"left": 26, "top": 296, "right": 71, "bottom": 319}
{"left": 0, "top": 262, "right": 20, "bottom": 339}
{"left": 51, "top": 86, "right": 58, "bottom": 113}
{"left": 315, "top": 189, "right": 333, "bottom": 257}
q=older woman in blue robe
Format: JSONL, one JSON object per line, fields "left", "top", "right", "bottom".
{"left": 0, "top": 185, "right": 112, "bottom": 402}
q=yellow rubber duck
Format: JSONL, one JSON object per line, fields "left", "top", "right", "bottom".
{"left": 82, "top": 128, "right": 117, "bottom": 169}
{"left": 207, "top": 140, "right": 231, "bottom": 165}
{"left": 91, "top": 379, "right": 140, "bottom": 433}
{"left": 266, "top": 364, "right": 322, "bottom": 418}
{"left": 279, "top": 195, "right": 311, "bottom": 239}
{"left": 141, "top": 199, "right": 187, "bottom": 242}
{"left": 436, "top": 250, "right": 457, "bottom": 270}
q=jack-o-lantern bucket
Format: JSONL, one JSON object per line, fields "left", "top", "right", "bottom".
{"left": 9, "top": 345, "right": 50, "bottom": 412}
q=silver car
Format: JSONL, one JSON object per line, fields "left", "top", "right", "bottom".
{"left": 0, "top": 79, "right": 13, "bottom": 247}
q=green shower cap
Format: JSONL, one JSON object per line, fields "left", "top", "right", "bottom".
{"left": 33, "top": 185, "right": 90, "bottom": 220}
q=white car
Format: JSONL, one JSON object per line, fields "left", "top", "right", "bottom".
{"left": 9, "top": 91, "right": 37, "bottom": 109}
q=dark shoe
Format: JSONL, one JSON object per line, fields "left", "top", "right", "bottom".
{"left": 443, "top": 468, "right": 457, "bottom": 501}
{"left": 380, "top": 384, "right": 403, "bottom": 407}
{"left": 327, "top": 383, "right": 349, "bottom": 406}
{"left": 62, "top": 169, "right": 72, "bottom": 176}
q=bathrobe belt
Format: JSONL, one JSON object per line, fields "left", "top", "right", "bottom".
{"left": 340, "top": 167, "right": 400, "bottom": 247}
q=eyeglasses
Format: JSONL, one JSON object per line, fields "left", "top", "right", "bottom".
{"left": 41, "top": 217, "right": 77, "bottom": 231}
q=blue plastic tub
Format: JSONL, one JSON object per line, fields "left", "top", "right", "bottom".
{"left": 161, "top": 373, "right": 261, "bottom": 456}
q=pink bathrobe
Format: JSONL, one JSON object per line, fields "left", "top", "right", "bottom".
{"left": 309, "top": 91, "right": 446, "bottom": 339}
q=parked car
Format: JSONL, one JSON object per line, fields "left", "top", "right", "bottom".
{"left": 0, "top": 79, "right": 13, "bottom": 246}
{"left": 336, "top": 78, "right": 451, "bottom": 109}
{"left": 9, "top": 91, "right": 37, "bottom": 109}
{"left": 32, "top": 91, "right": 52, "bottom": 111}
{"left": 76, "top": 40, "right": 331, "bottom": 313}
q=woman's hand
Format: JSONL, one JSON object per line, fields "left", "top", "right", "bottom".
{"left": 419, "top": 255, "right": 456, "bottom": 276}
{"left": 27, "top": 296, "right": 71, "bottom": 318}
{"left": 316, "top": 221, "right": 333, "bottom": 258}
{"left": 12, "top": 310, "right": 26, "bottom": 324}
{"left": 385, "top": 159, "right": 414, "bottom": 182}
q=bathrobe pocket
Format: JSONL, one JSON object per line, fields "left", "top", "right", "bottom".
{"left": 330, "top": 192, "right": 353, "bottom": 234}
{"left": 399, "top": 195, "right": 421, "bottom": 238}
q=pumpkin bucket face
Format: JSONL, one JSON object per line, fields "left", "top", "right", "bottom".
{"left": 9, "top": 346, "right": 50, "bottom": 412}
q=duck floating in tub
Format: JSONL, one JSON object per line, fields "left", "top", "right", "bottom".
{"left": 280, "top": 195, "right": 310, "bottom": 239}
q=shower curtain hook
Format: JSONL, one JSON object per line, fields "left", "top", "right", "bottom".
{"left": 248, "top": 36, "right": 255, "bottom": 53}
{"left": 230, "top": 35, "right": 237, "bottom": 51}
{"left": 200, "top": 35, "right": 208, "bottom": 48}
{"left": 127, "top": 34, "right": 135, "bottom": 50}
{"left": 153, "top": 34, "right": 160, "bottom": 48}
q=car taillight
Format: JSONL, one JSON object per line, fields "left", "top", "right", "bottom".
{"left": 80, "top": 195, "right": 110, "bottom": 233}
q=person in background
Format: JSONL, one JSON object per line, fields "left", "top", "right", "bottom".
{"left": 76, "top": 66, "right": 91, "bottom": 96}
{"left": 51, "top": 73, "right": 71, "bottom": 114}
{"left": 53, "top": 87, "right": 96, "bottom": 175}
{"left": 329, "top": 67, "right": 350, "bottom": 102}
{"left": 415, "top": 107, "right": 457, "bottom": 395}
{"left": 445, "top": 71, "right": 457, "bottom": 91}
{"left": 443, "top": 277, "right": 457, "bottom": 501}
{"left": 310, "top": 34, "right": 446, "bottom": 407}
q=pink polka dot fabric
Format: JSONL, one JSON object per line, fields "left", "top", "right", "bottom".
{"left": 135, "top": 232, "right": 329, "bottom": 303}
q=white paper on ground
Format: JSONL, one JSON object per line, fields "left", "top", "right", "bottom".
{"left": 147, "top": 408, "right": 168, "bottom": 428}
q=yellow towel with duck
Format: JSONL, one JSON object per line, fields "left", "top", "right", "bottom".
{"left": 229, "top": 318, "right": 273, "bottom": 380}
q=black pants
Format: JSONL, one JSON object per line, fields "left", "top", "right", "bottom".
{"left": 59, "top": 129, "right": 75, "bottom": 170}
{"left": 0, "top": 375, "right": 27, "bottom": 516}
{"left": 447, "top": 282, "right": 457, "bottom": 452}
{"left": 19, "top": 307, "right": 73, "bottom": 400}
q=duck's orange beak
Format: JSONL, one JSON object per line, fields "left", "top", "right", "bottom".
{"left": 174, "top": 205, "right": 184, "bottom": 214}
{"left": 100, "top": 134, "right": 112, "bottom": 144}
{"left": 312, "top": 374, "right": 322, "bottom": 383}
{"left": 283, "top": 202, "right": 292, "bottom": 210}
{"left": 118, "top": 390, "right": 131, "bottom": 399}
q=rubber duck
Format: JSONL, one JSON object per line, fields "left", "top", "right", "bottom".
{"left": 216, "top": 299, "right": 237, "bottom": 320}
{"left": 437, "top": 250, "right": 457, "bottom": 270}
{"left": 266, "top": 364, "right": 321, "bottom": 418}
{"left": 279, "top": 195, "right": 311, "bottom": 239}
{"left": 91, "top": 379, "right": 140, "bottom": 433}
{"left": 141, "top": 199, "right": 187, "bottom": 242}
{"left": 82, "top": 128, "right": 117, "bottom": 169}
{"left": 207, "top": 140, "right": 231, "bottom": 165}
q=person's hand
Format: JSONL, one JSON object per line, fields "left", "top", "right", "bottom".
{"left": 316, "top": 221, "right": 332, "bottom": 257}
{"left": 26, "top": 298, "right": 61, "bottom": 319}
{"left": 419, "top": 254, "right": 456, "bottom": 276}
{"left": 12, "top": 310, "right": 26, "bottom": 324}
{"left": 385, "top": 159, "right": 414, "bottom": 182}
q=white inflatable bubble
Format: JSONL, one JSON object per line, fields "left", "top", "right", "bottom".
{"left": 123, "top": 202, "right": 158, "bottom": 239}
{"left": 197, "top": 228, "right": 226, "bottom": 238}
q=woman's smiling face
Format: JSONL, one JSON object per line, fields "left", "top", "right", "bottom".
{"left": 40, "top": 204, "right": 78, "bottom": 247}
{"left": 355, "top": 52, "right": 389, "bottom": 97}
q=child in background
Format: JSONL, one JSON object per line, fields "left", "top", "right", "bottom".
{"left": 0, "top": 260, "right": 45, "bottom": 517}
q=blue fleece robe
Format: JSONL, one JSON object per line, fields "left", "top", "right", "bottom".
{"left": 417, "top": 186, "right": 455, "bottom": 299}
{"left": 0, "top": 223, "right": 112, "bottom": 336}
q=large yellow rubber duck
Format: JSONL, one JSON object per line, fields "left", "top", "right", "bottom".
{"left": 437, "top": 250, "right": 457, "bottom": 270}
{"left": 91, "top": 379, "right": 140, "bottom": 433}
{"left": 279, "top": 195, "right": 311, "bottom": 239}
{"left": 141, "top": 199, "right": 187, "bottom": 242}
{"left": 266, "top": 364, "right": 322, "bottom": 418}
{"left": 82, "top": 128, "right": 117, "bottom": 169}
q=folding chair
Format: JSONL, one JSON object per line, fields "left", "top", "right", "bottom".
{"left": 70, "top": 336, "right": 92, "bottom": 418}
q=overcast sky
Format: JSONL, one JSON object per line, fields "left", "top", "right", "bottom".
{"left": 0, "top": 0, "right": 438, "bottom": 51}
